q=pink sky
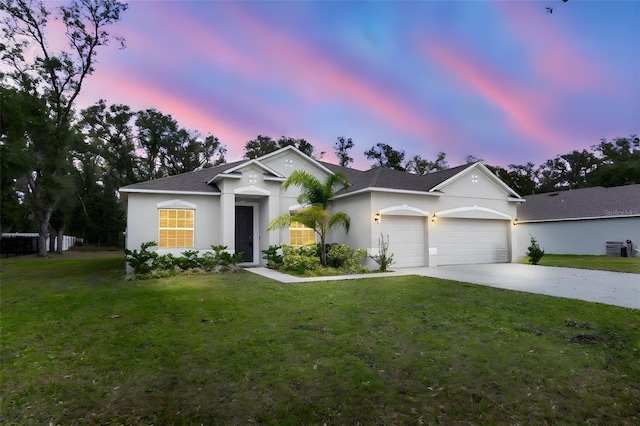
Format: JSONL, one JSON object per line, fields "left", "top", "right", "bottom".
{"left": 68, "top": 0, "right": 638, "bottom": 169}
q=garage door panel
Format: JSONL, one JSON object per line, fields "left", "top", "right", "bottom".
{"left": 379, "top": 215, "right": 425, "bottom": 267}
{"left": 438, "top": 218, "right": 508, "bottom": 265}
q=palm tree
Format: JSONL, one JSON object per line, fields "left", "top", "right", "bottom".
{"left": 267, "top": 170, "right": 350, "bottom": 266}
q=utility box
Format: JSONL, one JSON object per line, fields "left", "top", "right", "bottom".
{"left": 606, "top": 241, "right": 623, "bottom": 257}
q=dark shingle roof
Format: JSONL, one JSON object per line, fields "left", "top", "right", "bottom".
{"left": 120, "top": 161, "right": 245, "bottom": 193}
{"left": 321, "top": 162, "right": 472, "bottom": 194}
{"left": 517, "top": 185, "right": 640, "bottom": 221}
{"left": 120, "top": 154, "right": 480, "bottom": 196}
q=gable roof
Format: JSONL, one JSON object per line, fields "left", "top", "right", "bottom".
{"left": 206, "top": 158, "right": 285, "bottom": 184}
{"left": 119, "top": 161, "right": 243, "bottom": 194}
{"left": 119, "top": 146, "right": 522, "bottom": 200}
{"left": 324, "top": 161, "right": 522, "bottom": 199}
{"left": 118, "top": 146, "right": 333, "bottom": 195}
{"left": 257, "top": 145, "right": 336, "bottom": 176}
{"left": 517, "top": 185, "right": 640, "bottom": 222}
{"left": 322, "top": 162, "right": 469, "bottom": 195}
{"left": 429, "top": 162, "right": 522, "bottom": 199}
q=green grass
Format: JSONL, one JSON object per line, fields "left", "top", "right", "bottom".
{"left": 527, "top": 254, "right": 640, "bottom": 274}
{"left": 2, "top": 253, "right": 639, "bottom": 424}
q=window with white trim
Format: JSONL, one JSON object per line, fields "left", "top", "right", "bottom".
{"left": 289, "top": 221, "right": 315, "bottom": 246}
{"left": 158, "top": 209, "right": 194, "bottom": 248}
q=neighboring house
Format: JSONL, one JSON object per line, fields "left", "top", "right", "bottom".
{"left": 120, "top": 146, "right": 525, "bottom": 268}
{"left": 515, "top": 185, "right": 640, "bottom": 257}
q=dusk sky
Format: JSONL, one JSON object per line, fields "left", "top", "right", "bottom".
{"left": 68, "top": 0, "right": 639, "bottom": 170}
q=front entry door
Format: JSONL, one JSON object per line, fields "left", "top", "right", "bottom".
{"left": 235, "top": 206, "right": 253, "bottom": 262}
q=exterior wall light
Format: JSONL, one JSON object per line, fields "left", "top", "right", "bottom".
{"left": 513, "top": 218, "right": 518, "bottom": 227}
{"left": 431, "top": 214, "right": 437, "bottom": 224}
{"left": 374, "top": 212, "right": 381, "bottom": 223}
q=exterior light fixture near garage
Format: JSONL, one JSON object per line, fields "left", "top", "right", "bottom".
{"left": 431, "top": 214, "right": 437, "bottom": 224}
{"left": 374, "top": 212, "right": 381, "bottom": 223}
{"left": 513, "top": 218, "right": 518, "bottom": 226}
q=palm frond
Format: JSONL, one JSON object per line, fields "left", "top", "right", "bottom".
{"left": 325, "top": 172, "right": 349, "bottom": 194}
{"left": 266, "top": 213, "right": 292, "bottom": 231}
{"left": 283, "top": 170, "right": 349, "bottom": 208}
{"left": 329, "top": 211, "right": 350, "bottom": 232}
{"left": 282, "top": 170, "right": 317, "bottom": 191}
{"left": 293, "top": 205, "right": 328, "bottom": 228}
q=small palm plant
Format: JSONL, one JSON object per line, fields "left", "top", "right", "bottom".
{"left": 267, "top": 170, "right": 350, "bottom": 266}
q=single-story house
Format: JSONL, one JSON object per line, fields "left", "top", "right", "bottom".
{"left": 120, "top": 146, "right": 526, "bottom": 268}
{"left": 515, "top": 185, "right": 640, "bottom": 257}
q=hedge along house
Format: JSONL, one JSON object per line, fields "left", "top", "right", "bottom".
{"left": 119, "top": 146, "right": 525, "bottom": 268}
{"left": 515, "top": 185, "right": 640, "bottom": 257}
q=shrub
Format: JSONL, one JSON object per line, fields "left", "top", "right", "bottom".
{"left": 262, "top": 245, "right": 284, "bottom": 269}
{"left": 175, "top": 250, "right": 202, "bottom": 270}
{"left": 153, "top": 253, "right": 177, "bottom": 271}
{"left": 282, "top": 244, "right": 320, "bottom": 274}
{"left": 370, "top": 233, "right": 395, "bottom": 272}
{"left": 327, "top": 244, "right": 368, "bottom": 274}
{"left": 323, "top": 243, "right": 342, "bottom": 268}
{"left": 201, "top": 245, "right": 244, "bottom": 272}
{"left": 125, "top": 242, "right": 245, "bottom": 278}
{"left": 527, "top": 234, "right": 545, "bottom": 265}
{"left": 124, "top": 241, "right": 158, "bottom": 274}
{"left": 217, "top": 250, "right": 245, "bottom": 273}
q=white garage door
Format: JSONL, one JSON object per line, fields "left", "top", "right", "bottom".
{"left": 379, "top": 215, "right": 426, "bottom": 267}
{"left": 437, "top": 218, "right": 508, "bottom": 265}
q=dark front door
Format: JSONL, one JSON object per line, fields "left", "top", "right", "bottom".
{"left": 235, "top": 206, "right": 253, "bottom": 262}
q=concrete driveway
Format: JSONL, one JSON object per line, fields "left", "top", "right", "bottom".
{"left": 400, "top": 263, "right": 640, "bottom": 309}
{"left": 248, "top": 263, "right": 639, "bottom": 309}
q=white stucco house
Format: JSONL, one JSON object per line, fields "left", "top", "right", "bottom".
{"left": 119, "top": 146, "right": 526, "bottom": 268}
{"left": 515, "top": 185, "right": 640, "bottom": 257}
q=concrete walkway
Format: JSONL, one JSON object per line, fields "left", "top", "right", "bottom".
{"left": 246, "top": 264, "right": 640, "bottom": 309}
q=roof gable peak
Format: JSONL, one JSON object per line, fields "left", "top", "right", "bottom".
{"left": 430, "top": 162, "right": 523, "bottom": 199}
{"left": 255, "top": 145, "right": 335, "bottom": 175}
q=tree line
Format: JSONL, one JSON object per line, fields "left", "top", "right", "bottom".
{"left": 1, "top": 0, "right": 637, "bottom": 257}
{"left": 357, "top": 138, "right": 640, "bottom": 196}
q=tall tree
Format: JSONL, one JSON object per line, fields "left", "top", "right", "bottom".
{"left": 0, "top": 87, "right": 37, "bottom": 232}
{"left": 267, "top": 170, "right": 350, "bottom": 266}
{"left": 243, "top": 135, "right": 279, "bottom": 159}
{"left": 364, "top": 143, "right": 406, "bottom": 171}
{"left": 276, "top": 136, "right": 323, "bottom": 158}
{"left": 406, "top": 152, "right": 448, "bottom": 175}
{"left": 162, "top": 131, "right": 226, "bottom": 175}
{"left": 487, "top": 163, "right": 537, "bottom": 196}
{"left": 135, "top": 109, "right": 226, "bottom": 178}
{"left": 69, "top": 136, "right": 124, "bottom": 246}
{"left": 334, "top": 136, "right": 354, "bottom": 167}
{"left": 536, "top": 157, "right": 566, "bottom": 192}
{"left": 79, "top": 99, "right": 138, "bottom": 189}
{"left": 589, "top": 136, "right": 640, "bottom": 187}
{"left": 204, "top": 135, "right": 227, "bottom": 167}
{"left": 135, "top": 108, "right": 178, "bottom": 180}
{"left": 1, "top": 0, "right": 128, "bottom": 256}
{"left": 465, "top": 155, "right": 483, "bottom": 164}
{"left": 243, "top": 135, "right": 321, "bottom": 159}
{"left": 558, "top": 149, "right": 598, "bottom": 189}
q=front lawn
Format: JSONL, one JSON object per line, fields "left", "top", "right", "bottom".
{"left": 527, "top": 254, "right": 640, "bottom": 274}
{"left": 1, "top": 254, "right": 639, "bottom": 424}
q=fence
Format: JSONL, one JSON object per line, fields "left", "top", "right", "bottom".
{"left": 1, "top": 233, "right": 80, "bottom": 257}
